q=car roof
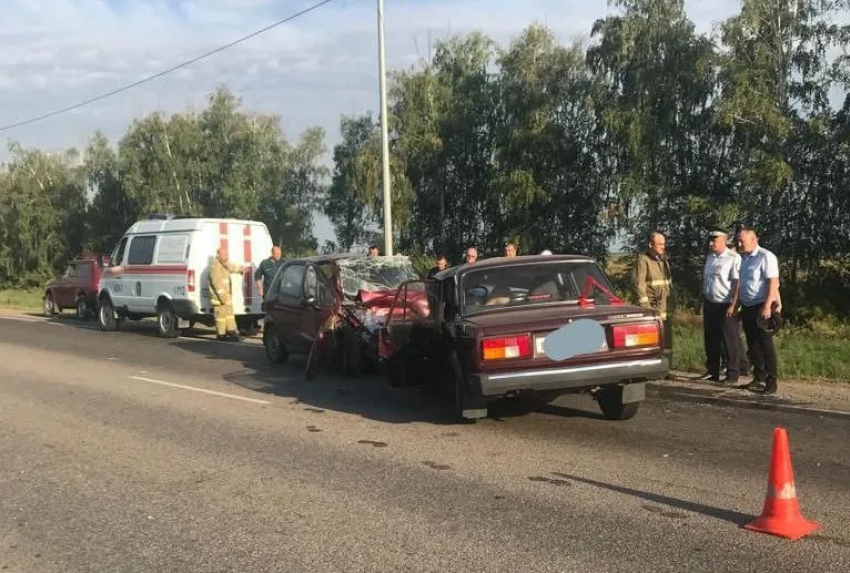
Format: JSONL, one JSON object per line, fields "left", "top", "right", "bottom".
{"left": 436, "top": 254, "right": 596, "bottom": 279}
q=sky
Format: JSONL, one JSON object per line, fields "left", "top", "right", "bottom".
{"left": 0, "top": 0, "right": 741, "bottom": 243}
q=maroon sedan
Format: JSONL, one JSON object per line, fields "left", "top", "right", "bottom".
{"left": 379, "top": 255, "right": 668, "bottom": 421}
{"left": 43, "top": 255, "right": 109, "bottom": 320}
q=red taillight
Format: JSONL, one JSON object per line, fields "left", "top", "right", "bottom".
{"left": 482, "top": 335, "right": 532, "bottom": 361}
{"left": 187, "top": 270, "right": 195, "bottom": 293}
{"left": 612, "top": 323, "right": 660, "bottom": 348}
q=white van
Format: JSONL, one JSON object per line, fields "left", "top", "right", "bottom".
{"left": 98, "top": 216, "right": 274, "bottom": 337}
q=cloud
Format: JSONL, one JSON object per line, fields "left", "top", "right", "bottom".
{"left": 0, "top": 0, "right": 742, "bottom": 241}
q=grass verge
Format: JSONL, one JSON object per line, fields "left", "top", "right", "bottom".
{"left": 671, "top": 311, "right": 850, "bottom": 382}
{"left": 0, "top": 288, "right": 44, "bottom": 311}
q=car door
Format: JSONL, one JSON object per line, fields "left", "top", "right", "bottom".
{"left": 380, "top": 280, "right": 433, "bottom": 360}
{"left": 57, "top": 264, "right": 77, "bottom": 307}
{"left": 298, "top": 265, "right": 336, "bottom": 351}
{"left": 104, "top": 237, "right": 129, "bottom": 308}
{"left": 270, "top": 263, "right": 307, "bottom": 352}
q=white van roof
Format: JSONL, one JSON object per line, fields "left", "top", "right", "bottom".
{"left": 125, "top": 217, "right": 269, "bottom": 235}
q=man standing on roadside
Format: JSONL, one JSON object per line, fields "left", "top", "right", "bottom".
{"left": 464, "top": 247, "right": 479, "bottom": 265}
{"left": 738, "top": 229, "right": 781, "bottom": 394}
{"left": 701, "top": 230, "right": 742, "bottom": 384}
{"left": 368, "top": 245, "right": 380, "bottom": 257}
{"left": 255, "top": 246, "right": 282, "bottom": 300}
{"left": 634, "top": 231, "right": 673, "bottom": 361}
{"left": 209, "top": 247, "right": 245, "bottom": 342}
{"left": 504, "top": 242, "right": 518, "bottom": 257}
{"left": 427, "top": 254, "right": 449, "bottom": 278}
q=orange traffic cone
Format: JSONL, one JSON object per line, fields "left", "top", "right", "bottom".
{"left": 744, "top": 427, "right": 820, "bottom": 540}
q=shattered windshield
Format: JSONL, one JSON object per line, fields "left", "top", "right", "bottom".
{"left": 337, "top": 256, "right": 419, "bottom": 299}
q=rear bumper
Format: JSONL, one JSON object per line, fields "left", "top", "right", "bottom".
{"left": 475, "top": 357, "right": 668, "bottom": 397}
{"left": 172, "top": 299, "right": 200, "bottom": 319}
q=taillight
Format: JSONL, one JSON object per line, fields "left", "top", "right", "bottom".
{"left": 187, "top": 270, "right": 195, "bottom": 292}
{"left": 482, "top": 335, "right": 532, "bottom": 361}
{"left": 612, "top": 323, "right": 660, "bottom": 348}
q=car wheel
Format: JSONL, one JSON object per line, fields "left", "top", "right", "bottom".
{"left": 596, "top": 386, "right": 641, "bottom": 420}
{"left": 380, "top": 356, "right": 406, "bottom": 388}
{"left": 157, "top": 302, "right": 179, "bottom": 338}
{"left": 43, "top": 293, "right": 57, "bottom": 317}
{"left": 98, "top": 297, "right": 119, "bottom": 332}
{"left": 263, "top": 329, "right": 289, "bottom": 364}
{"left": 448, "top": 352, "right": 478, "bottom": 423}
{"left": 341, "top": 327, "right": 361, "bottom": 377}
{"left": 76, "top": 295, "right": 91, "bottom": 321}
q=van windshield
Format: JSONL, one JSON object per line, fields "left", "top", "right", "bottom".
{"left": 461, "top": 261, "right": 619, "bottom": 315}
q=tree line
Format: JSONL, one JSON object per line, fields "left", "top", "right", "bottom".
{"left": 1, "top": 0, "right": 849, "bottom": 320}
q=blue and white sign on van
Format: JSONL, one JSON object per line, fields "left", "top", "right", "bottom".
{"left": 542, "top": 319, "right": 608, "bottom": 362}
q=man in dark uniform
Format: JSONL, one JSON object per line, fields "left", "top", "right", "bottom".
{"left": 427, "top": 254, "right": 448, "bottom": 278}
{"left": 255, "top": 246, "right": 282, "bottom": 300}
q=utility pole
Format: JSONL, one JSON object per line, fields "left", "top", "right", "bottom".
{"left": 377, "top": 0, "right": 393, "bottom": 256}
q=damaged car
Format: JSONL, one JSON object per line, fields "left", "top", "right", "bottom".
{"left": 261, "top": 255, "right": 420, "bottom": 377}
{"left": 378, "top": 255, "right": 669, "bottom": 421}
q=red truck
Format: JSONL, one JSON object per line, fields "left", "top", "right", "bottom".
{"left": 43, "top": 255, "right": 110, "bottom": 320}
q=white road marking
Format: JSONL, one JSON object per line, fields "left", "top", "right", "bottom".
{"left": 130, "top": 375, "right": 271, "bottom": 405}
{"left": 0, "top": 315, "right": 42, "bottom": 323}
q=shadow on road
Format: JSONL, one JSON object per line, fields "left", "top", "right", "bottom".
{"left": 553, "top": 472, "right": 753, "bottom": 526}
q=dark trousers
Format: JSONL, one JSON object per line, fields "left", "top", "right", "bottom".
{"left": 703, "top": 301, "right": 741, "bottom": 380}
{"left": 742, "top": 304, "right": 778, "bottom": 384}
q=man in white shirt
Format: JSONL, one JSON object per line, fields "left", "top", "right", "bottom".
{"left": 701, "top": 230, "right": 742, "bottom": 383}
{"left": 738, "top": 229, "right": 781, "bottom": 394}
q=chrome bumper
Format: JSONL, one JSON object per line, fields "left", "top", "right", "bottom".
{"left": 475, "top": 357, "right": 668, "bottom": 397}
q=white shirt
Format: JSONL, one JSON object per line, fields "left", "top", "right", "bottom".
{"left": 703, "top": 248, "right": 741, "bottom": 304}
{"left": 739, "top": 245, "right": 780, "bottom": 307}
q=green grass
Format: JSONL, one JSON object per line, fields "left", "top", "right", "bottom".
{"left": 671, "top": 311, "right": 850, "bottom": 382}
{"left": 0, "top": 288, "right": 44, "bottom": 311}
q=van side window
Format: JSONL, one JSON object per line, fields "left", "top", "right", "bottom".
{"left": 278, "top": 264, "right": 305, "bottom": 298}
{"left": 127, "top": 236, "right": 157, "bottom": 265}
{"left": 112, "top": 237, "right": 128, "bottom": 266}
{"left": 156, "top": 234, "right": 189, "bottom": 264}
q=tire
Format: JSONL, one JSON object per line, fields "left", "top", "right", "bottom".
{"left": 340, "top": 327, "right": 361, "bottom": 377}
{"left": 596, "top": 386, "right": 641, "bottom": 420}
{"left": 380, "top": 356, "right": 406, "bottom": 388}
{"left": 157, "top": 302, "right": 179, "bottom": 338}
{"left": 43, "top": 293, "right": 57, "bottom": 317}
{"left": 263, "top": 329, "right": 288, "bottom": 364}
{"left": 98, "top": 297, "right": 119, "bottom": 332}
{"left": 76, "top": 295, "right": 91, "bottom": 321}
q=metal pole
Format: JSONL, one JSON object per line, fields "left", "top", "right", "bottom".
{"left": 377, "top": 0, "right": 393, "bottom": 256}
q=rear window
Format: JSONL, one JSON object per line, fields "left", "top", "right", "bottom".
{"left": 156, "top": 234, "right": 189, "bottom": 264}
{"left": 127, "top": 236, "right": 157, "bottom": 265}
{"left": 76, "top": 262, "right": 92, "bottom": 281}
{"left": 461, "top": 261, "right": 616, "bottom": 315}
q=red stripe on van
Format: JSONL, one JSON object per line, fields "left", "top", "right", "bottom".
{"left": 243, "top": 225, "right": 253, "bottom": 305}
{"left": 219, "top": 222, "right": 229, "bottom": 252}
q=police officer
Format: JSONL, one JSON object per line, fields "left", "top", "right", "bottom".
{"left": 209, "top": 247, "right": 245, "bottom": 342}
{"left": 255, "top": 245, "right": 282, "bottom": 300}
{"left": 634, "top": 231, "right": 673, "bottom": 360}
{"left": 701, "top": 230, "right": 742, "bottom": 383}
{"left": 738, "top": 229, "right": 781, "bottom": 394}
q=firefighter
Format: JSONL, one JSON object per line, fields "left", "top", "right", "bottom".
{"left": 634, "top": 231, "right": 673, "bottom": 361}
{"left": 209, "top": 247, "right": 245, "bottom": 342}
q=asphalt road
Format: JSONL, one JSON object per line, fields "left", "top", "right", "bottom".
{"left": 1, "top": 313, "right": 849, "bottom": 572}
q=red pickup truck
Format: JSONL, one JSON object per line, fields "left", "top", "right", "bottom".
{"left": 43, "top": 255, "right": 109, "bottom": 320}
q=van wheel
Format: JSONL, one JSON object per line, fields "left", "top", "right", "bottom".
{"left": 43, "top": 293, "right": 57, "bottom": 317}
{"left": 98, "top": 298, "right": 119, "bottom": 331}
{"left": 596, "top": 386, "right": 640, "bottom": 420}
{"left": 76, "top": 295, "right": 91, "bottom": 320}
{"left": 263, "top": 329, "right": 288, "bottom": 364}
{"left": 157, "top": 302, "right": 179, "bottom": 338}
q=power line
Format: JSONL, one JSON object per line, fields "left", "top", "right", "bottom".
{"left": 0, "top": 0, "right": 334, "bottom": 133}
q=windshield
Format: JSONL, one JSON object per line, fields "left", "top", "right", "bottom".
{"left": 337, "top": 256, "right": 419, "bottom": 299}
{"left": 461, "top": 261, "right": 618, "bottom": 315}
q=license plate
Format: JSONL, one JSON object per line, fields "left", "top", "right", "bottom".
{"left": 535, "top": 333, "right": 608, "bottom": 357}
